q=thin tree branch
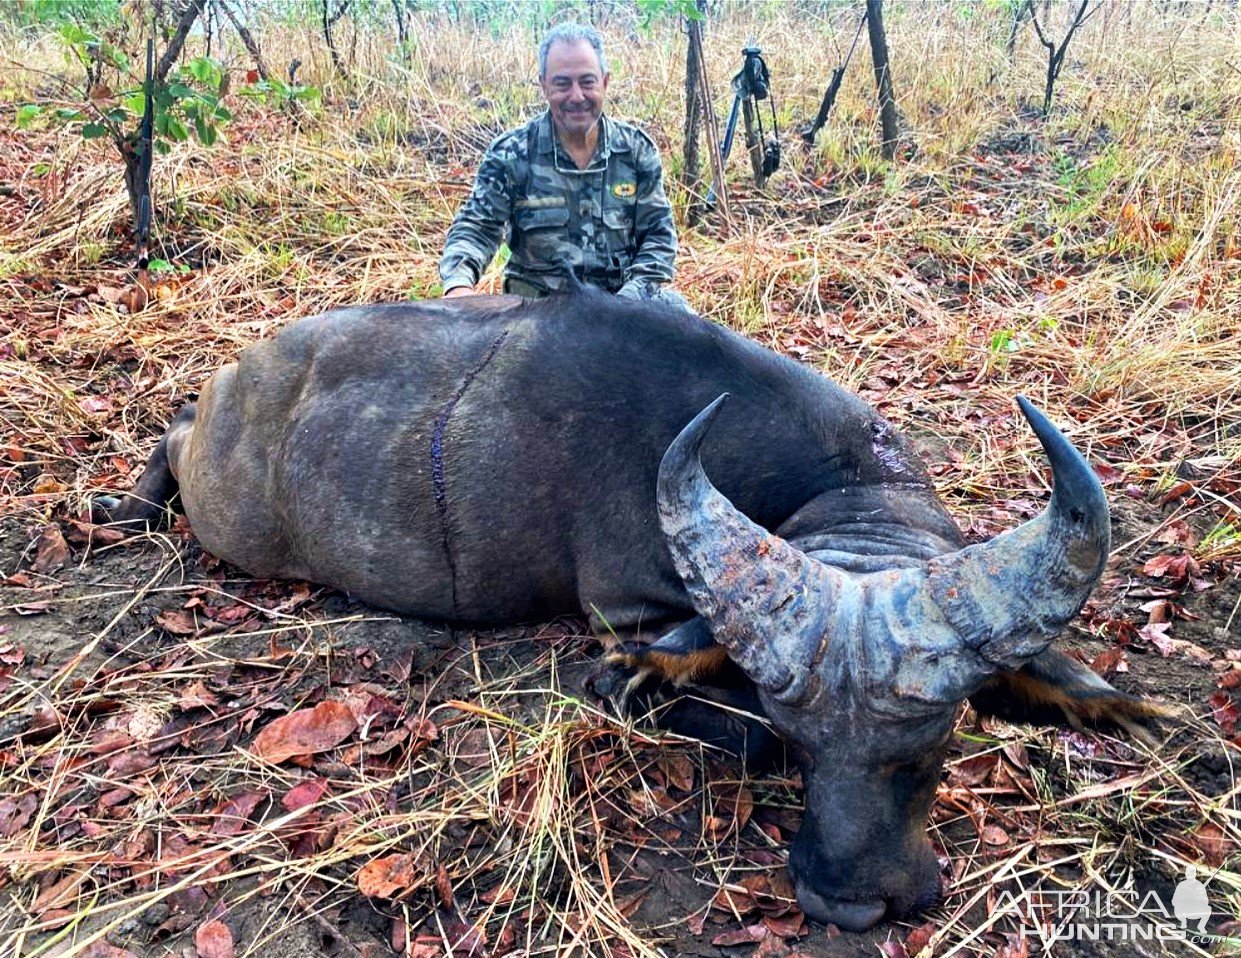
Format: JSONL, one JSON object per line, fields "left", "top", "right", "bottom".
{"left": 217, "top": 0, "right": 272, "bottom": 82}
{"left": 1027, "top": 0, "right": 1054, "bottom": 50}
{"left": 322, "top": 0, "right": 350, "bottom": 78}
{"left": 1059, "top": 0, "right": 1093, "bottom": 54}
{"left": 155, "top": 0, "right": 207, "bottom": 84}
{"left": 326, "top": 0, "right": 350, "bottom": 27}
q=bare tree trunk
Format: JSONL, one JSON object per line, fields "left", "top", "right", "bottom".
{"left": 218, "top": 0, "right": 272, "bottom": 81}
{"left": 1006, "top": 0, "right": 1031, "bottom": 62}
{"left": 156, "top": 0, "right": 206, "bottom": 84}
{"left": 392, "top": 0, "right": 410, "bottom": 56}
{"left": 1029, "top": 0, "right": 1095, "bottom": 115}
{"left": 322, "top": 0, "right": 350, "bottom": 79}
{"left": 122, "top": 0, "right": 201, "bottom": 240}
{"left": 122, "top": 39, "right": 156, "bottom": 247}
{"left": 682, "top": 8, "right": 703, "bottom": 223}
{"left": 865, "top": 0, "right": 899, "bottom": 160}
{"left": 689, "top": 14, "right": 730, "bottom": 230}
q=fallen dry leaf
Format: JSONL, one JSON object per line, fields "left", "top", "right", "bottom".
{"left": 252, "top": 701, "right": 356, "bottom": 764}
{"left": 1092, "top": 462, "right": 1124, "bottom": 485}
{"left": 712, "top": 925, "right": 768, "bottom": 947}
{"left": 441, "top": 920, "right": 486, "bottom": 957}
{"left": 210, "top": 790, "right": 268, "bottom": 836}
{"left": 1142, "top": 552, "right": 1199, "bottom": 582}
{"left": 995, "top": 932, "right": 1030, "bottom": 958}
{"left": 195, "top": 918, "right": 235, "bottom": 958}
{"left": 33, "top": 869, "right": 88, "bottom": 914}
{"left": 0, "top": 793, "right": 38, "bottom": 837}
{"left": 1141, "top": 598, "right": 1172, "bottom": 624}
{"left": 66, "top": 519, "right": 126, "bottom": 547}
{"left": 281, "top": 777, "right": 330, "bottom": 812}
{"left": 1143, "top": 626, "right": 1214, "bottom": 663}
{"left": 155, "top": 609, "right": 199, "bottom": 637}
{"left": 704, "top": 783, "right": 753, "bottom": 839}
{"left": 947, "top": 752, "right": 998, "bottom": 787}
{"left": 78, "top": 944, "right": 141, "bottom": 958}
{"left": 435, "top": 862, "right": 454, "bottom": 909}
{"left": 904, "top": 920, "right": 937, "bottom": 954}
{"left": 1089, "top": 647, "right": 1128, "bottom": 676}
{"left": 712, "top": 883, "right": 760, "bottom": 916}
{"left": 616, "top": 887, "right": 648, "bottom": 918}
{"left": 32, "top": 474, "right": 65, "bottom": 495}
{"left": 32, "top": 525, "right": 70, "bottom": 573}
{"left": 409, "top": 935, "right": 443, "bottom": 958}
{"left": 1208, "top": 692, "right": 1239, "bottom": 735}
{"left": 356, "top": 852, "right": 428, "bottom": 900}
{"left": 762, "top": 910, "right": 805, "bottom": 937}
{"left": 657, "top": 752, "right": 695, "bottom": 792}
{"left": 77, "top": 396, "right": 113, "bottom": 416}
{"left": 1155, "top": 519, "right": 1196, "bottom": 548}
{"left": 755, "top": 933, "right": 795, "bottom": 957}
{"left": 1190, "top": 822, "right": 1234, "bottom": 868}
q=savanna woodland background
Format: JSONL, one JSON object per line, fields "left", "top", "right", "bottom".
{"left": 1, "top": 1, "right": 1240, "bottom": 956}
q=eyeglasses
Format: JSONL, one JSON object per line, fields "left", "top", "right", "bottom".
{"left": 550, "top": 118, "right": 609, "bottom": 175}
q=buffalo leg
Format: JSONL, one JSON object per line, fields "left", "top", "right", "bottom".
{"left": 608, "top": 616, "right": 742, "bottom": 690}
{"left": 969, "top": 647, "right": 1173, "bottom": 739}
{"left": 594, "top": 617, "right": 786, "bottom": 771}
{"left": 93, "top": 405, "right": 196, "bottom": 531}
{"left": 634, "top": 681, "right": 787, "bottom": 772}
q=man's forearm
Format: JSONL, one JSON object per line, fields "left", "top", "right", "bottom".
{"left": 624, "top": 213, "right": 677, "bottom": 287}
{"left": 438, "top": 228, "right": 492, "bottom": 291}
{"left": 624, "top": 140, "right": 678, "bottom": 287}
{"left": 438, "top": 153, "right": 512, "bottom": 292}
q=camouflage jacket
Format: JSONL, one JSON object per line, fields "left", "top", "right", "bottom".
{"left": 438, "top": 112, "right": 678, "bottom": 296}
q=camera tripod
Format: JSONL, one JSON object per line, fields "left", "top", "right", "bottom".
{"left": 708, "top": 42, "right": 780, "bottom": 206}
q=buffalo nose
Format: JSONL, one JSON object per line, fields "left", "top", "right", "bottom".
{"left": 795, "top": 886, "right": 887, "bottom": 932}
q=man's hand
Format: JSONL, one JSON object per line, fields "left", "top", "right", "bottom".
{"left": 444, "top": 285, "right": 477, "bottom": 298}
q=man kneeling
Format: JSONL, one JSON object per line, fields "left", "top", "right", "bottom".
{"left": 438, "top": 23, "right": 690, "bottom": 311}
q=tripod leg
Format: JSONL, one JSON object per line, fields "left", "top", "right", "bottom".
{"left": 742, "top": 98, "right": 766, "bottom": 187}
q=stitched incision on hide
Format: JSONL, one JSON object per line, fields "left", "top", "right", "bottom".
{"left": 431, "top": 329, "right": 511, "bottom": 615}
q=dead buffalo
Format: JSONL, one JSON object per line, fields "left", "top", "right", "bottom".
{"left": 99, "top": 290, "right": 1164, "bottom": 932}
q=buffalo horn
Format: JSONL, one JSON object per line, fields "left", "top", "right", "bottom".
{"left": 656, "top": 395, "right": 849, "bottom": 701}
{"left": 921, "top": 396, "right": 1111, "bottom": 672}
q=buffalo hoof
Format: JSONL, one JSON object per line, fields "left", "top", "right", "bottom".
{"left": 90, "top": 495, "right": 123, "bottom": 523}
{"left": 588, "top": 659, "right": 786, "bottom": 773}
{"left": 587, "top": 652, "right": 661, "bottom": 710}
{"left": 89, "top": 495, "right": 160, "bottom": 534}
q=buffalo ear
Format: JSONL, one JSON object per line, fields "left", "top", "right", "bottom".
{"left": 968, "top": 647, "right": 1173, "bottom": 739}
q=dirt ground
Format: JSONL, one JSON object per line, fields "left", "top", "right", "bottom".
{"left": 1, "top": 475, "right": 1238, "bottom": 958}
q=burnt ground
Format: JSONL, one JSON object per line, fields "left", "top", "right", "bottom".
{"left": 1, "top": 491, "right": 1238, "bottom": 958}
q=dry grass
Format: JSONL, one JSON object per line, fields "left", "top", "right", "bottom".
{"left": 1, "top": 2, "right": 1241, "bottom": 956}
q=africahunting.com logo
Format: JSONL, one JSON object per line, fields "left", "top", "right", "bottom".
{"left": 994, "top": 865, "right": 1239, "bottom": 947}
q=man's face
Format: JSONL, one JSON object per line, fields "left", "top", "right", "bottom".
{"left": 540, "top": 39, "right": 608, "bottom": 138}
